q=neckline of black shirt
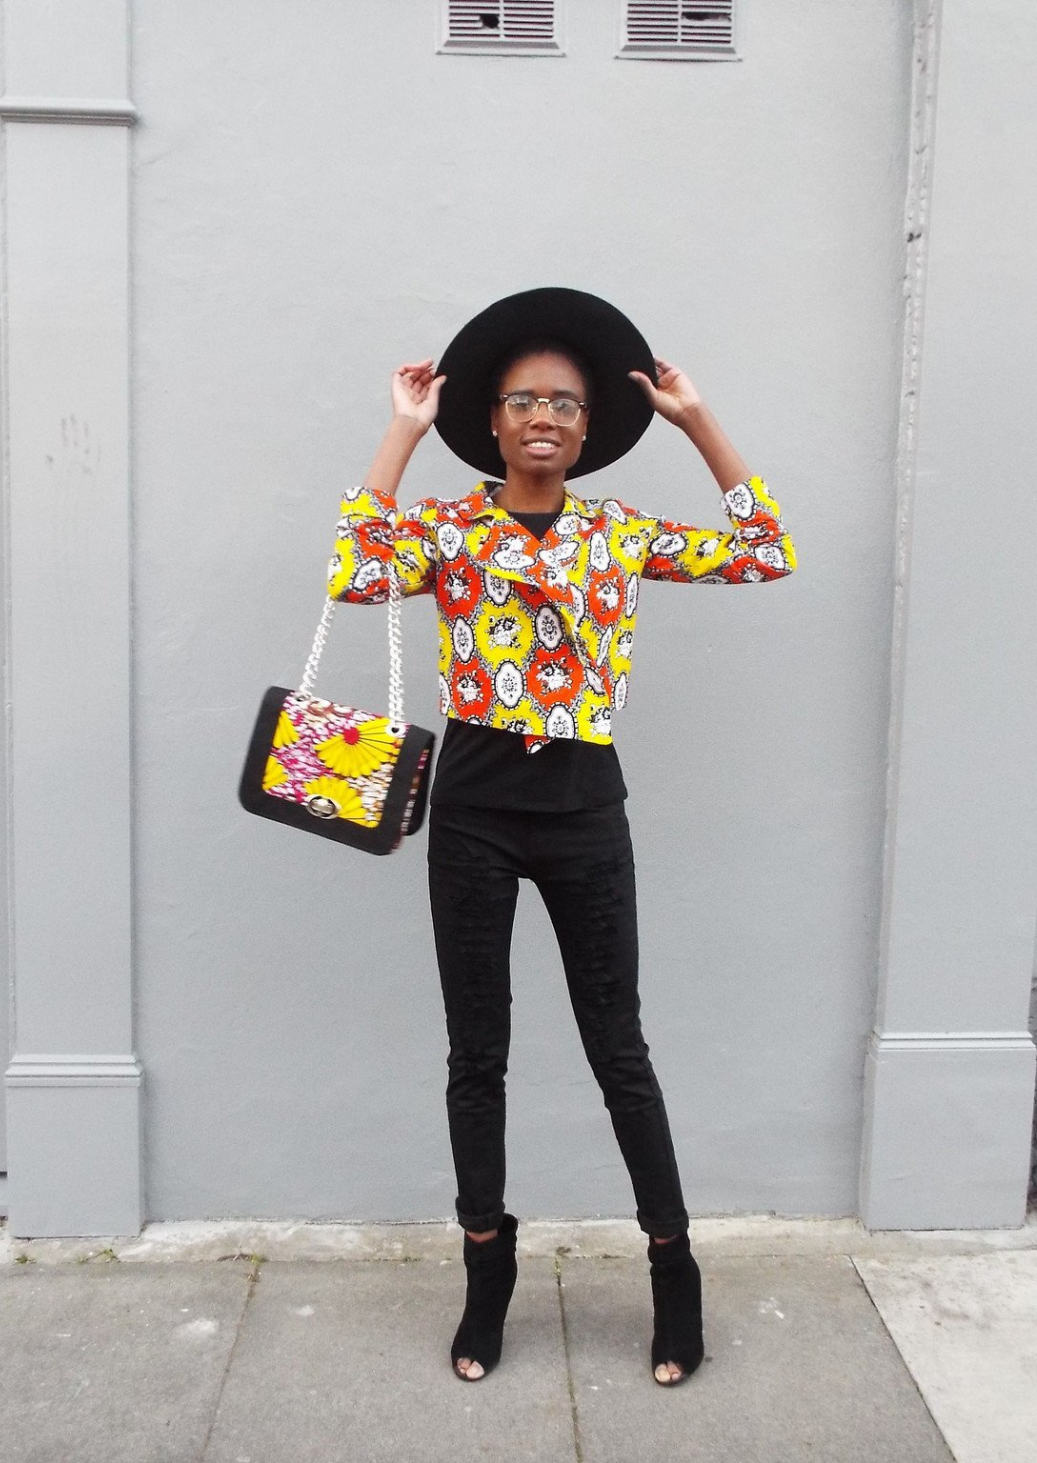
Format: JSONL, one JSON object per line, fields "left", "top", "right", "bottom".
{"left": 428, "top": 507, "right": 627, "bottom": 812}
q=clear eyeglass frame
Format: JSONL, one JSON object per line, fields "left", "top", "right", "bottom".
{"left": 497, "top": 392, "right": 588, "bottom": 427}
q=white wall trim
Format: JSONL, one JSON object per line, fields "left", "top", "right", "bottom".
{"left": 7, "top": 1055, "right": 143, "bottom": 1086}
{"left": 0, "top": 97, "right": 138, "bottom": 125}
{"left": 872, "top": 1031, "right": 1035, "bottom": 1053}
{"left": 874, "top": 0, "right": 941, "bottom": 1015}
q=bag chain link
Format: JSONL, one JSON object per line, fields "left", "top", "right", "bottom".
{"left": 298, "top": 563, "right": 405, "bottom": 728}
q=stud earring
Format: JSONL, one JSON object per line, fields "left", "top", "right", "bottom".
{"left": 492, "top": 430, "right": 498, "bottom": 437}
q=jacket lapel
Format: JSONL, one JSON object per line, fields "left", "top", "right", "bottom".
{"left": 458, "top": 482, "right": 603, "bottom": 677}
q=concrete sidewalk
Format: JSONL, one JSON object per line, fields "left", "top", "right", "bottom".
{"left": 2, "top": 1215, "right": 1036, "bottom": 1463}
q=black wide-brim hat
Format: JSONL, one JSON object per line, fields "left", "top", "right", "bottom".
{"left": 435, "top": 287, "right": 657, "bottom": 480}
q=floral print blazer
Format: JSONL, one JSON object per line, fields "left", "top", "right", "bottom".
{"left": 328, "top": 476, "right": 796, "bottom": 752}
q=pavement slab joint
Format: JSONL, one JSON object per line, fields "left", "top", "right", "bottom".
{"left": 553, "top": 1253, "right": 586, "bottom": 1463}
{"left": 199, "top": 1263, "right": 261, "bottom": 1463}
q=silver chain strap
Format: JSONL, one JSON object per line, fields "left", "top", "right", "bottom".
{"left": 298, "top": 563, "right": 405, "bottom": 727}
{"left": 385, "top": 562, "right": 404, "bottom": 725}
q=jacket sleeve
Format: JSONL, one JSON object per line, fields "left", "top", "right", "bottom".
{"left": 327, "top": 483, "right": 439, "bottom": 603}
{"left": 640, "top": 474, "right": 796, "bottom": 584}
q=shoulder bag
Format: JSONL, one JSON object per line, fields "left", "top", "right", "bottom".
{"left": 239, "top": 566, "right": 435, "bottom": 854}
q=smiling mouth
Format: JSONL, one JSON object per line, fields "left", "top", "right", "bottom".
{"left": 522, "top": 439, "right": 560, "bottom": 452}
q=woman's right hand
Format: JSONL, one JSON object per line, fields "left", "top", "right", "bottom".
{"left": 391, "top": 358, "right": 446, "bottom": 432}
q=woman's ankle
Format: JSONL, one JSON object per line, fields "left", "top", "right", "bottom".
{"left": 465, "top": 1228, "right": 498, "bottom": 1242}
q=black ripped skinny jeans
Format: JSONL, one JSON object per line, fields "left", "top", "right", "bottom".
{"left": 427, "top": 800, "right": 690, "bottom": 1239}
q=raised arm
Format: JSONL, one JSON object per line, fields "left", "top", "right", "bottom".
{"left": 327, "top": 359, "right": 446, "bottom": 604}
{"left": 629, "top": 355, "right": 754, "bottom": 493}
{"left": 365, "top": 358, "right": 446, "bottom": 498}
{"left": 629, "top": 357, "right": 796, "bottom": 583}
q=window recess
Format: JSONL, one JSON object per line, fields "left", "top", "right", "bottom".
{"left": 618, "top": 1, "right": 739, "bottom": 61}
{"left": 439, "top": 1, "right": 562, "bottom": 56}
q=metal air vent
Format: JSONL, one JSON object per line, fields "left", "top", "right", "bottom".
{"left": 618, "top": 1, "right": 739, "bottom": 60}
{"left": 440, "top": 1, "right": 562, "bottom": 55}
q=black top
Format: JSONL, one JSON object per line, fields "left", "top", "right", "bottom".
{"left": 429, "top": 509, "right": 627, "bottom": 811}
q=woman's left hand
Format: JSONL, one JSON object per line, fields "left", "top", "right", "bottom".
{"left": 629, "top": 356, "right": 703, "bottom": 425}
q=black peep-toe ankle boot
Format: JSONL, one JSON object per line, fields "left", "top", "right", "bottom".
{"left": 647, "top": 1230, "right": 705, "bottom": 1386}
{"left": 450, "top": 1213, "right": 519, "bottom": 1381}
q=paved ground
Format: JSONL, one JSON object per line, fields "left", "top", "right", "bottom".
{"left": 2, "top": 1215, "right": 1036, "bottom": 1463}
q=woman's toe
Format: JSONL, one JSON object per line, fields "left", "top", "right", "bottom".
{"left": 455, "top": 1356, "right": 485, "bottom": 1379}
{"left": 655, "top": 1360, "right": 684, "bottom": 1383}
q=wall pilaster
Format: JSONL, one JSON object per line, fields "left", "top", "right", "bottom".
{"left": 1, "top": 1, "right": 141, "bottom": 1235}
{"left": 860, "top": 0, "right": 1037, "bottom": 1229}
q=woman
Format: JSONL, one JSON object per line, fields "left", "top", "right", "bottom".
{"left": 329, "top": 288, "right": 796, "bottom": 1386}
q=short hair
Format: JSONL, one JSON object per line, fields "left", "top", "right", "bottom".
{"left": 490, "top": 337, "right": 595, "bottom": 404}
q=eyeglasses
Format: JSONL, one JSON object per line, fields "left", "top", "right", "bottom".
{"left": 497, "top": 392, "right": 588, "bottom": 428}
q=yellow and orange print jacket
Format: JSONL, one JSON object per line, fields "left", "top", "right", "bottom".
{"left": 328, "top": 476, "right": 796, "bottom": 753}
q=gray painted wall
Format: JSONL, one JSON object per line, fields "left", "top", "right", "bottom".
{"left": 1030, "top": 958, "right": 1037, "bottom": 1204}
{"left": 1, "top": 468, "right": 7, "bottom": 1181}
{"left": 4, "top": 0, "right": 1029, "bottom": 1240}
{"left": 1, "top": 0, "right": 142, "bottom": 1234}
{"left": 130, "top": 0, "right": 912, "bottom": 1224}
{"left": 6, "top": 2, "right": 1033, "bottom": 1235}
{"left": 860, "top": 0, "right": 1037, "bottom": 1227}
